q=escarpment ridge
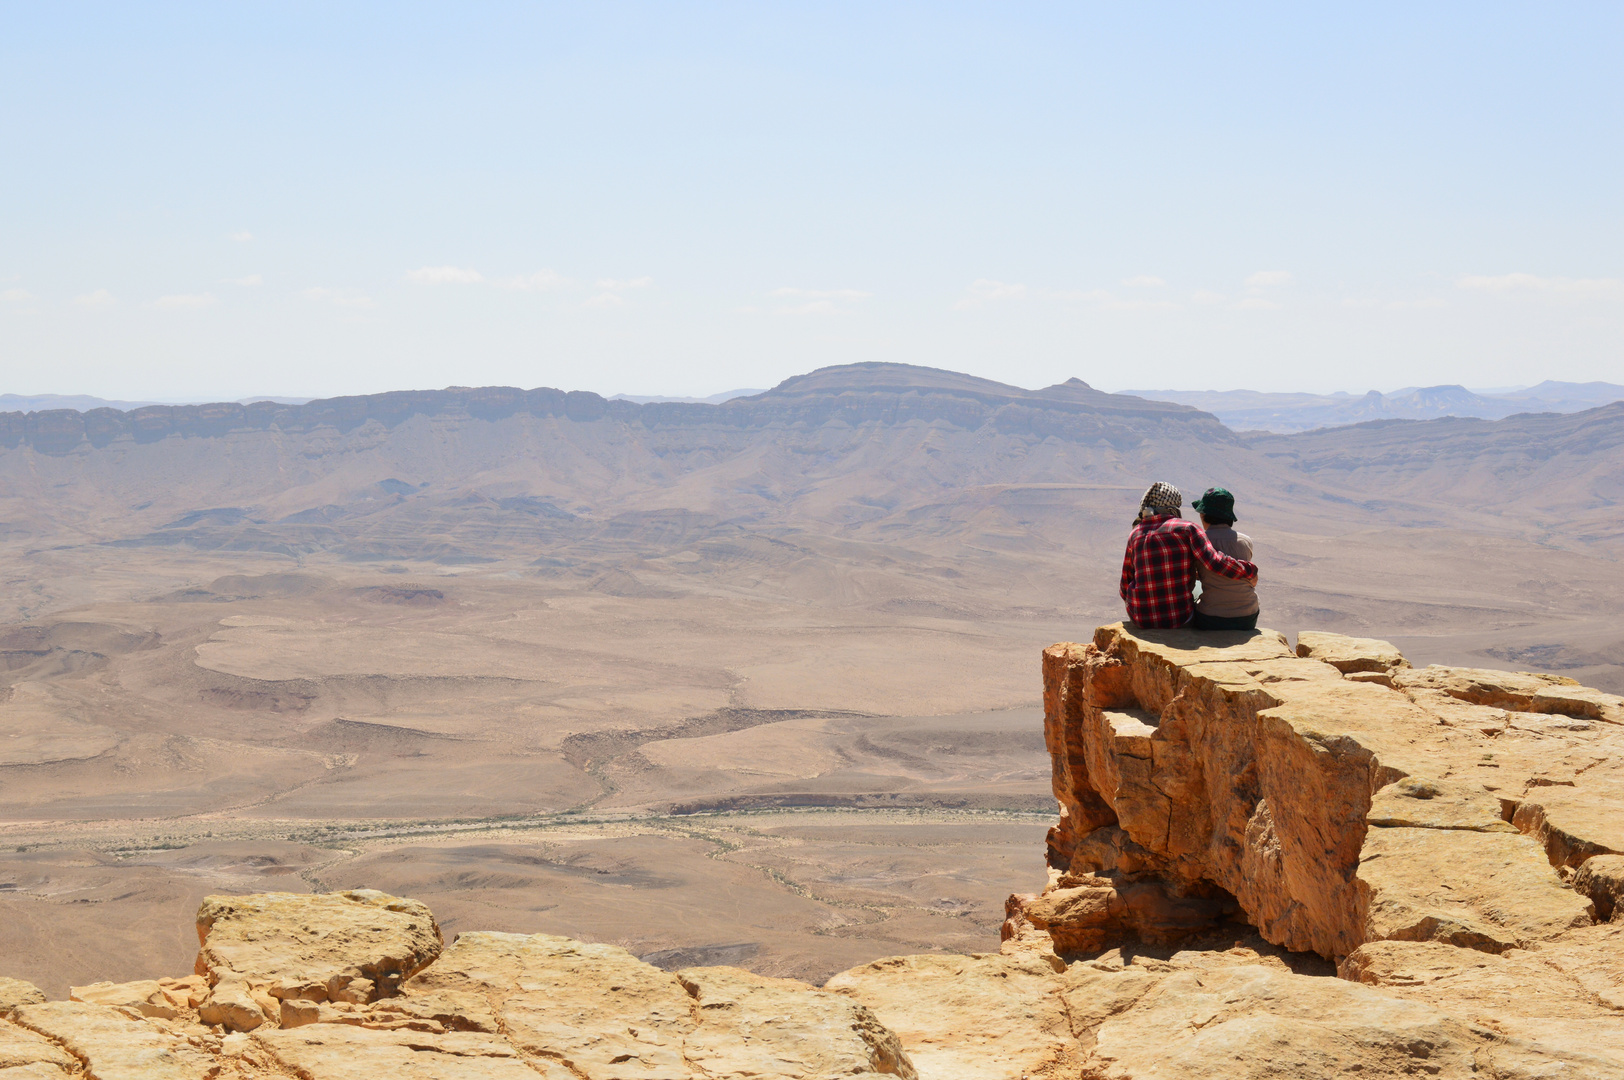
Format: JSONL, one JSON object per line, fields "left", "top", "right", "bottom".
{"left": 0, "top": 363, "right": 1224, "bottom": 456}
{"left": 3, "top": 630, "right": 1622, "bottom": 1077}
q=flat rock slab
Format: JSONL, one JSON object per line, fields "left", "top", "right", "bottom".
{"left": 0, "top": 1019, "right": 77, "bottom": 1075}
{"left": 676, "top": 966, "right": 914, "bottom": 1080}
{"left": 826, "top": 952, "right": 1077, "bottom": 1080}
{"left": 1074, "top": 956, "right": 1484, "bottom": 1080}
{"left": 1340, "top": 939, "right": 1614, "bottom": 1021}
{"left": 1394, "top": 665, "right": 1624, "bottom": 724}
{"left": 408, "top": 931, "right": 697, "bottom": 1079}
{"left": 1342, "top": 938, "right": 1624, "bottom": 1073}
{"left": 1366, "top": 775, "right": 1515, "bottom": 833}
{"left": 1296, "top": 631, "right": 1410, "bottom": 673}
{"left": 1525, "top": 920, "right": 1624, "bottom": 1012}
{"left": 13, "top": 1001, "right": 220, "bottom": 1079}
{"left": 1358, "top": 827, "right": 1594, "bottom": 951}
{"left": 1514, "top": 778, "right": 1624, "bottom": 867}
{"left": 253, "top": 1024, "right": 558, "bottom": 1079}
{"left": 405, "top": 931, "right": 917, "bottom": 1080}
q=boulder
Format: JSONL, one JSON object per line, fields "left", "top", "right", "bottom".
{"left": 194, "top": 888, "right": 442, "bottom": 1030}
{"left": 0, "top": 978, "right": 46, "bottom": 1013}
{"left": 1295, "top": 631, "right": 1410, "bottom": 674}
{"left": 1574, "top": 854, "right": 1624, "bottom": 921}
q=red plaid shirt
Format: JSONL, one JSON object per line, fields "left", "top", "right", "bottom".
{"left": 1120, "top": 514, "right": 1257, "bottom": 629}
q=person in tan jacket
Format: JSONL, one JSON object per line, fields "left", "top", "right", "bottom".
{"left": 1190, "top": 487, "right": 1260, "bottom": 631}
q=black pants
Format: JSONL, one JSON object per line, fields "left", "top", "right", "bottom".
{"left": 1192, "top": 610, "right": 1259, "bottom": 631}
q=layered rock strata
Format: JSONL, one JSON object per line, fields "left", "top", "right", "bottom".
{"left": 998, "top": 623, "right": 1624, "bottom": 1073}
{"left": 2, "top": 627, "right": 1621, "bottom": 1077}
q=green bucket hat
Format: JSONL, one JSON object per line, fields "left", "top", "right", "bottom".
{"left": 1192, "top": 487, "right": 1236, "bottom": 522}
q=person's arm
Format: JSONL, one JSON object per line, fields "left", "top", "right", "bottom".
{"left": 1191, "top": 527, "right": 1257, "bottom": 581}
{"left": 1119, "top": 530, "right": 1138, "bottom": 603}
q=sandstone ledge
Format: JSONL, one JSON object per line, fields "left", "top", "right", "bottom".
{"left": 2, "top": 627, "right": 1621, "bottom": 1077}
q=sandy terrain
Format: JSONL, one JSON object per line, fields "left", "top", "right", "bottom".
{"left": 1, "top": 364, "right": 1620, "bottom": 995}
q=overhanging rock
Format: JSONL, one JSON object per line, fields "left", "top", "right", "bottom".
{"left": 1021, "top": 623, "right": 1617, "bottom": 959}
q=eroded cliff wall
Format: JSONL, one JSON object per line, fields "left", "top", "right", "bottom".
{"left": 1021, "top": 624, "right": 1621, "bottom": 963}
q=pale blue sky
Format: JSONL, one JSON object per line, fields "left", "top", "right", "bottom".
{"left": 1, "top": 3, "right": 1619, "bottom": 401}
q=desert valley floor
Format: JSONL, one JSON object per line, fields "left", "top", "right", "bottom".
{"left": 2, "top": 365, "right": 1622, "bottom": 995}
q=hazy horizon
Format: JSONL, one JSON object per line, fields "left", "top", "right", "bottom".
{"left": 0, "top": 375, "right": 1611, "bottom": 412}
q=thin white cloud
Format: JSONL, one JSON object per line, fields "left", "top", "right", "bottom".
{"left": 154, "top": 293, "right": 216, "bottom": 309}
{"left": 1122, "top": 275, "right": 1166, "bottom": 288}
{"left": 771, "top": 286, "right": 872, "bottom": 315}
{"left": 75, "top": 289, "right": 115, "bottom": 306}
{"left": 771, "top": 287, "right": 871, "bottom": 300}
{"left": 1245, "top": 270, "right": 1293, "bottom": 288}
{"left": 1190, "top": 290, "right": 1225, "bottom": 306}
{"left": 1047, "top": 288, "right": 1177, "bottom": 311}
{"left": 229, "top": 231, "right": 253, "bottom": 243}
{"left": 955, "top": 279, "right": 1026, "bottom": 309}
{"left": 1, "top": 288, "right": 36, "bottom": 304}
{"left": 1456, "top": 273, "right": 1624, "bottom": 299}
{"left": 596, "top": 276, "right": 654, "bottom": 291}
{"left": 408, "top": 265, "right": 485, "bottom": 285}
{"left": 304, "top": 287, "right": 374, "bottom": 309}
{"left": 498, "top": 270, "right": 570, "bottom": 291}
{"left": 1235, "top": 296, "right": 1280, "bottom": 310}
{"left": 226, "top": 274, "right": 263, "bottom": 287}
{"left": 582, "top": 292, "right": 627, "bottom": 309}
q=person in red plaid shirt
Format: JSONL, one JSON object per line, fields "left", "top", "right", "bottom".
{"left": 1120, "top": 482, "right": 1258, "bottom": 629}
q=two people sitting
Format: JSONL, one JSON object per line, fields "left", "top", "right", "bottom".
{"left": 1119, "top": 482, "right": 1260, "bottom": 631}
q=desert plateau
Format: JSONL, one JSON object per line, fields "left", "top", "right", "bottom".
{"left": 0, "top": 364, "right": 1619, "bottom": 1026}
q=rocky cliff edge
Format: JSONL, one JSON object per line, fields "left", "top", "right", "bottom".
{"left": 2, "top": 625, "right": 1622, "bottom": 1078}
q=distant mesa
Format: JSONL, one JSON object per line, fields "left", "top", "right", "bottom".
{"left": 0, "top": 393, "right": 313, "bottom": 414}
{"left": 0, "top": 362, "right": 1229, "bottom": 456}
{"left": 1121, "top": 379, "right": 1624, "bottom": 433}
{"left": 7, "top": 366, "right": 1621, "bottom": 458}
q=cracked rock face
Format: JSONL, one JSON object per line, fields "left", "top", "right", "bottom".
{"left": 2, "top": 626, "right": 1621, "bottom": 1077}
{"left": 1028, "top": 624, "right": 1620, "bottom": 959}
{"left": 0, "top": 891, "right": 918, "bottom": 1079}
{"left": 994, "top": 623, "right": 1624, "bottom": 1076}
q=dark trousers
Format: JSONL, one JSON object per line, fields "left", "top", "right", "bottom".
{"left": 1192, "top": 609, "right": 1259, "bottom": 631}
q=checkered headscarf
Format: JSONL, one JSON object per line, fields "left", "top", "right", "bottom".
{"left": 1139, "top": 481, "right": 1182, "bottom": 518}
